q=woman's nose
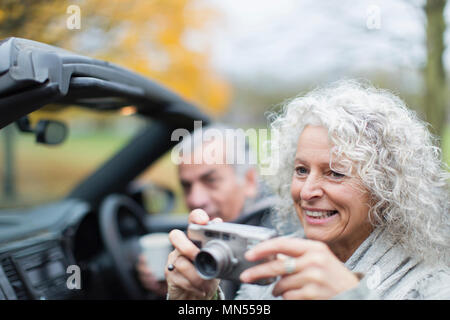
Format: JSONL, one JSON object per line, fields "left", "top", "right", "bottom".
{"left": 300, "top": 174, "right": 324, "bottom": 200}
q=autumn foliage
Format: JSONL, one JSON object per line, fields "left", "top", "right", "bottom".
{"left": 0, "top": 0, "right": 231, "bottom": 115}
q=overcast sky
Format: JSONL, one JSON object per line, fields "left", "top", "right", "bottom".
{"left": 185, "top": 0, "right": 447, "bottom": 91}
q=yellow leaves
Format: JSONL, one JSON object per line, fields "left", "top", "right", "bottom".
{"left": 1, "top": 0, "right": 231, "bottom": 114}
{"left": 7, "top": 3, "right": 26, "bottom": 20}
{"left": 93, "top": 0, "right": 231, "bottom": 114}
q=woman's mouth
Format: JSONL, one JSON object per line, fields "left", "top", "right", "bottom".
{"left": 304, "top": 210, "right": 338, "bottom": 218}
{"left": 303, "top": 209, "right": 339, "bottom": 224}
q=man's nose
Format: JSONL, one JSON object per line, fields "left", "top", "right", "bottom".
{"left": 186, "top": 183, "right": 210, "bottom": 209}
{"left": 300, "top": 173, "right": 324, "bottom": 201}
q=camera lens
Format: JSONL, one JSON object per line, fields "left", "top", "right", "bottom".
{"left": 194, "top": 240, "right": 235, "bottom": 280}
{"left": 195, "top": 251, "right": 218, "bottom": 278}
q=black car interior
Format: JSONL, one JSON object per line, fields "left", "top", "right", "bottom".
{"left": 0, "top": 37, "right": 271, "bottom": 300}
{"left": 0, "top": 37, "right": 210, "bottom": 300}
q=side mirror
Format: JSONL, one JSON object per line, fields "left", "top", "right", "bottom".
{"left": 35, "top": 120, "right": 68, "bottom": 145}
{"left": 16, "top": 116, "right": 68, "bottom": 145}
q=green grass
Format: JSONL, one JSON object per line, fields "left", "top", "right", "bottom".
{"left": 0, "top": 131, "right": 132, "bottom": 208}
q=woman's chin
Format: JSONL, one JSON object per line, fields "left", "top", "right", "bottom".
{"left": 303, "top": 225, "right": 340, "bottom": 243}
{"left": 305, "top": 232, "right": 332, "bottom": 243}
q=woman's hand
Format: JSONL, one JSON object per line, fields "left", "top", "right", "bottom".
{"left": 240, "top": 238, "right": 360, "bottom": 300}
{"left": 165, "top": 209, "right": 221, "bottom": 300}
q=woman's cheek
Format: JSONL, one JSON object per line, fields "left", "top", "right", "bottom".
{"left": 290, "top": 178, "right": 302, "bottom": 202}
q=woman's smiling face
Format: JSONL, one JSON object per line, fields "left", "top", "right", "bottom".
{"left": 290, "top": 125, "right": 373, "bottom": 260}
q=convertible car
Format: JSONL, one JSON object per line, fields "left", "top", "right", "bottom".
{"left": 0, "top": 37, "right": 270, "bottom": 300}
{"left": 0, "top": 37, "right": 214, "bottom": 300}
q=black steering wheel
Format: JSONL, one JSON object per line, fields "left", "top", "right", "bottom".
{"left": 99, "top": 194, "right": 150, "bottom": 299}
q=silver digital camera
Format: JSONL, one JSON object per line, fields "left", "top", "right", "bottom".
{"left": 188, "top": 222, "right": 278, "bottom": 285}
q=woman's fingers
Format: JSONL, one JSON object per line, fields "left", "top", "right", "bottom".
{"left": 210, "top": 217, "right": 223, "bottom": 224}
{"left": 172, "top": 258, "right": 206, "bottom": 296}
{"left": 165, "top": 249, "right": 206, "bottom": 297}
{"left": 240, "top": 256, "right": 284, "bottom": 283}
{"left": 171, "top": 255, "right": 211, "bottom": 292}
{"left": 188, "top": 209, "right": 210, "bottom": 225}
{"left": 240, "top": 251, "right": 318, "bottom": 283}
{"left": 169, "top": 271, "right": 207, "bottom": 297}
{"left": 166, "top": 209, "right": 215, "bottom": 300}
{"left": 242, "top": 240, "right": 359, "bottom": 300}
{"left": 165, "top": 244, "right": 218, "bottom": 299}
{"left": 245, "top": 237, "right": 328, "bottom": 261}
{"left": 165, "top": 209, "right": 226, "bottom": 300}
{"left": 241, "top": 238, "right": 329, "bottom": 283}
{"left": 272, "top": 267, "right": 325, "bottom": 297}
{"left": 169, "top": 229, "right": 200, "bottom": 261}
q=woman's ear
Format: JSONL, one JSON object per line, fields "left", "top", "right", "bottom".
{"left": 244, "top": 168, "right": 258, "bottom": 198}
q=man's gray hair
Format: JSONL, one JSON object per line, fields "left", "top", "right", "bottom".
{"left": 175, "top": 123, "right": 256, "bottom": 181}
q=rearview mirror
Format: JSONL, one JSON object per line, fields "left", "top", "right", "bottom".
{"left": 35, "top": 120, "right": 68, "bottom": 145}
{"left": 15, "top": 116, "right": 68, "bottom": 145}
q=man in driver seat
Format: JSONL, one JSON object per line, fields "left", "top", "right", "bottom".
{"left": 136, "top": 124, "right": 273, "bottom": 299}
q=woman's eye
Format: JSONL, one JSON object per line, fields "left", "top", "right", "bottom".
{"left": 295, "top": 166, "right": 308, "bottom": 175}
{"left": 330, "top": 171, "right": 345, "bottom": 179}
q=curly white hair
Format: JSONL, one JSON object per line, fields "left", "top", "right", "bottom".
{"left": 266, "top": 79, "right": 449, "bottom": 265}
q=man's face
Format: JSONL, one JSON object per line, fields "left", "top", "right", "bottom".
{"left": 178, "top": 141, "right": 256, "bottom": 222}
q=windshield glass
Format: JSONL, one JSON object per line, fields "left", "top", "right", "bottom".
{"left": 0, "top": 107, "right": 146, "bottom": 209}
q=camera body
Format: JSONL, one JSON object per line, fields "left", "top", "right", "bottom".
{"left": 188, "top": 222, "right": 278, "bottom": 285}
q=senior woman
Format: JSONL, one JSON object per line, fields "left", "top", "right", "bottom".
{"left": 165, "top": 80, "right": 450, "bottom": 300}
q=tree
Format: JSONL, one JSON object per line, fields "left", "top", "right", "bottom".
{"left": 0, "top": 0, "right": 231, "bottom": 202}
{"left": 0, "top": 0, "right": 230, "bottom": 114}
{"left": 424, "top": 0, "right": 448, "bottom": 139}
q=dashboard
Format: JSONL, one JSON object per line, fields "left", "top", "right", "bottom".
{"left": 0, "top": 199, "right": 90, "bottom": 300}
{"left": 0, "top": 237, "right": 76, "bottom": 300}
{"left": 0, "top": 197, "right": 186, "bottom": 300}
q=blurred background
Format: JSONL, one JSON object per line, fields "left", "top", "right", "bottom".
{"left": 0, "top": 0, "right": 449, "bottom": 211}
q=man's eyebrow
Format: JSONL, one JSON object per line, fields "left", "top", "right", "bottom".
{"left": 199, "top": 169, "right": 217, "bottom": 179}
{"left": 180, "top": 169, "right": 217, "bottom": 186}
{"left": 180, "top": 179, "right": 190, "bottom": 186}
